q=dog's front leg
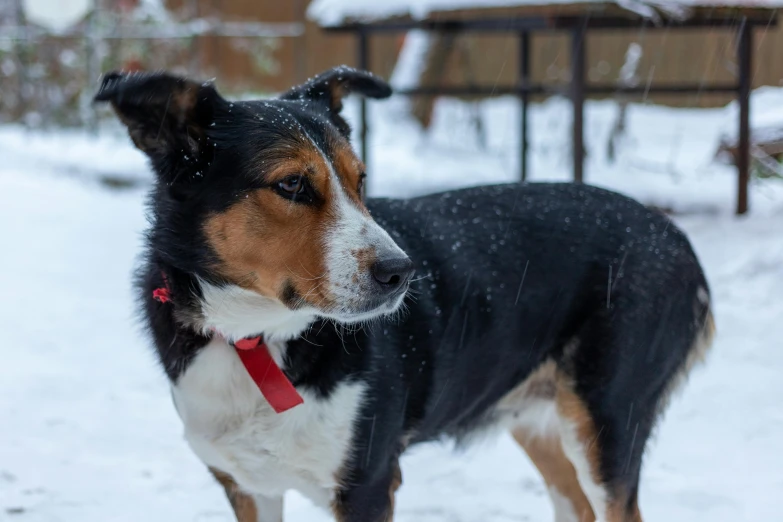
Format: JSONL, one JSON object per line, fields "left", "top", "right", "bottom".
{"left": 332, "top": 458, "right": 402, "bottom": 522}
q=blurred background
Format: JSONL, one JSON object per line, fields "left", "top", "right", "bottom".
{"left": 1, "top": 1, "right": 782, "bottom": 521}
{"left": 3, "top": 0, "right": 783, "bottom": 127}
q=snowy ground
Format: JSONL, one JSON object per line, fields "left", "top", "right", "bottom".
{"left": 1, "top": 92, "right": 782, "bottom": 522}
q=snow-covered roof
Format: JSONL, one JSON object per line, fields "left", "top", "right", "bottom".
{"left": 21, "top": 0, "right": 169, "bottom": 33}
{"left": 308, "top": 0, "right": 783, "bottom": 26}
{"left": 23, "top": 0, "right": 91, "bottom": 32}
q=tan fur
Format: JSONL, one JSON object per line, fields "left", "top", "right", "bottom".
{"left": 503, "top": 361, "right": 597, "bottom": 521}
{"left": 554, "top": 372, "right": 651, "bottom": 522}
{"left": 203, "top": 138, "right": 367, "bottom": 310}
{"left": 554, "top": 375, "right": 604, "bottom": 488}
{"left": 329, "top": 139, "right": 366, "bottom": 208}
{"left": 512, "top": 429, "right": 596, "bottom": 522}
{"left": 497, "top": 360, "right": 557, "bottom": 409}
{"left": 388, "top": 459, "right": 403, "bottom": 517}
{"left": 607, "top": 496, "right": 643, "bottom": 522}
{"left": 351, "top": 247, "right": 377, "bottom": 284}
{"left": 210, "top": 468, "right": 259, "bottom": 522}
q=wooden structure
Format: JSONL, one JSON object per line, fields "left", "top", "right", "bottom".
{"left": 316, "top": 1, "right": 781, "bottom": 215}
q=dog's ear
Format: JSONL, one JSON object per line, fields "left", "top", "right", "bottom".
{"left": 95, "top": 71, "right": 226, "bottom": 196}
{"left": 280, "top": 66, "right": 392, "bottom": 136}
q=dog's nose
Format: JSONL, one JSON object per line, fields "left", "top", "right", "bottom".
{"left": 371, "top": 257, "right": 415, "bottom": 293}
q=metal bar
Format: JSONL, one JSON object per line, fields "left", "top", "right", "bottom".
{"left": 12, "top": 0, "right": 30, "bottom": 124}
{"left": 737, "top": 19, "right": 752, "bottom": 215}
{"left": 357, "top": 29, "right": 369, "bottom": 194}
{"left": 395, "top": 85, "right": 552, "bottom": 96}
{"left": 324, "top": 18, "right": 552, "bottom": 33}
{"left": 571, "top": 20, "right": 587, "bottom": 183}
{"left": 588, "top": 83, "right": 739, "bottom": 94}
{"left": 393, "top": 83, "right": 738, "bottom": 96}
{"left": 84, "top": 0, "right": 99, "bottom": 133}
{"left": 519, "top": 31, "right": 531, "bottom": 182}
{"left": 553, "top": 16, "right": 777, "bottom": 29}
{"left": 322, "top": 15, "right": 777, "bottom": 34}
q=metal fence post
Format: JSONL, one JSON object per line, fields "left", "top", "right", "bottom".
{"left": 519, "top": 31, "right": 530, "bottom": 182}
{"left": 571, "top": 20, "right": 587, "bottom": 183}
{"left": 737, "top": 18, "right": 752, "bottom": 215}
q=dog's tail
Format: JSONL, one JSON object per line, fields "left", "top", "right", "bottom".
{"left": 658, "top": 287, "right": 716, "bottom": 416}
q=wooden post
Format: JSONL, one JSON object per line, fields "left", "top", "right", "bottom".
{"left": 519, "top": 31, "right": 530, "bottom": 182}
{"left": 737, "top": 19, "right": 752, "bottom": 215}
{"left": 571, "top": 21, "right": 587, "bottom": 183}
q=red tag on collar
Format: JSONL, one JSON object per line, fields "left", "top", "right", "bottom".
{"left": 233, "top": 336, "right": 304, "bottom": 414}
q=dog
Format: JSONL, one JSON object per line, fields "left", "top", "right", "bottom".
{"left": 95, "top": 66, "right": 714, "bottom": 522}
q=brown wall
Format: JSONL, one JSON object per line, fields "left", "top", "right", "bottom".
{"left": 165, "top": 0, "right": 783, "bottom": 106}
{"left": 164, "top": 0, "right": 401, "bottom": 93}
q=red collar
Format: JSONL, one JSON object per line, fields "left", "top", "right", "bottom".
{"left": 153, "top": 275, "right": 303, "bottom": 414}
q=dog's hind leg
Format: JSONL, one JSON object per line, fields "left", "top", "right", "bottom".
{"left": 502, "top": 361, "right": 595, "bottom": 522}
{"left": 512, "top": 427, "right": 596, "bottom": 522}
{"left": 554, "top": 299, "right": 714, "bottom": 522}
{"left": 210, "top": 468, "right": 283, "bottom": 522}
{"left": 554, "top": 378, "right": 642, "bottom": 522}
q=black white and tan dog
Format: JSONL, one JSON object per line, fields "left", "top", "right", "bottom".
{"left": 95, "top": 67, "right": 714, "bottom": 522}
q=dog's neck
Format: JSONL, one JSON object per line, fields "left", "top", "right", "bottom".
{"left": 146, "top": 261, "right": 370, "bottom": 390}
{"left": 152, "top": 262, "right": 316, "bottom": 344}
{"left": 196, "top": 280, "right": 316, "bottom": 343}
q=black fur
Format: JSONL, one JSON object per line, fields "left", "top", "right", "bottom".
{"left": 97, "top": 68, "right": 711, "bottom": 521}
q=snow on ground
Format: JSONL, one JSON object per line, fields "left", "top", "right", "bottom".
{"left": 1, "top": 92, "right": 782, "bottom": 522}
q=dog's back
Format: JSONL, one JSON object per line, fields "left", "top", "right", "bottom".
{"left": 360, "top": 182, "right": 713, "bottom": 520}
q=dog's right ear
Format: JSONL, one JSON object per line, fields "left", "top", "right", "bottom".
{"left": 280, "top": 67, "right": 392, "bottom": 137}
{"left": 95, "top": 71, "right": 226, "bottom": 194}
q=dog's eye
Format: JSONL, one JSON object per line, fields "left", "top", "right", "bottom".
{"left": 278, "top": 175, "right": 306, "bottom": 195}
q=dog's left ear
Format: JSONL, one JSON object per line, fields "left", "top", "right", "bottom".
{"left": 280, "top": 66, "right": 392, "bottom": 136}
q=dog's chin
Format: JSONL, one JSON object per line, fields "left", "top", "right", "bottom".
{"left": 320, "top": 289, "right": 408, "bottom": 325}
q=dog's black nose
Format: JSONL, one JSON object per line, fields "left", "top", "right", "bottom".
{"left": 371, "top": 257, "right": 415, "bottom": 293}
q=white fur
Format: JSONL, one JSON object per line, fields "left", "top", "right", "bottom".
{"left": 498, "top": 396, "right": 560, "bottom": 439}
{"left": 500, "top": 394, "right": 584, "bottom": 522}
{"left": 548, "top": 486, "right": 581, "bottom": 522}
{"left": 494, "top": 362, "right": 560, "bottom": 438}
{"left": 176, "top": 132, "right": 407, "bottom": 516}
{"left": 558, "top": 418, "right": 609, "bottom": 521}
{"left": 496, "top": 364, "right": 606, "bottom": 522}
{"left": 172, "top": 337, "right": 367, "bottom": 508}
{"left": 311, "top": 134, "right": 409, "bottom": 322}
{"left": 198, "top": 280, "right": 315, "bottom": 343}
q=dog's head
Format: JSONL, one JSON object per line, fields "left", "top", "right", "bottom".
{"left": 96, "top": 67, "right": 411, "bottom": 339}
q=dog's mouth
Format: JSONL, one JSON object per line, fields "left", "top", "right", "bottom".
{"left": 303, "top": 252, "right": 414, "bottom": 323}
{"left": 318, "top": 283, "right": 410, "bottom": 324}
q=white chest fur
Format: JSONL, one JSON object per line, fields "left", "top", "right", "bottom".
{"left": 171, "top": 338, "right": 366, "bottom": 506}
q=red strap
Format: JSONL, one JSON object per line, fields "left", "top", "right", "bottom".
{"left": 152, "top": 279, "right": 303, "bottom": 414}
{"left": 234, "top": 336, "right": 304, "bottom": 414}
